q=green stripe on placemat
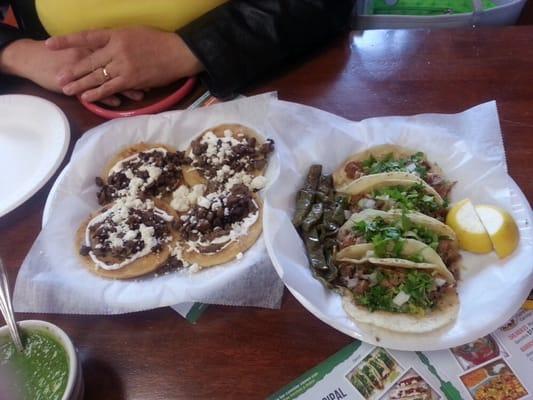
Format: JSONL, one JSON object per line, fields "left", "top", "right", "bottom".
{"left": 186, "top": 303, "right": 209, "bottom": 324}
{"left": 416, "top": 352, "right": 462, "bottom": 400}
{"left": 267, "top": 341, "right": 362, "bottom": 400}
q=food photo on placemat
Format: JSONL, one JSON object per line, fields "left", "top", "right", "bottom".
{"left": 460, "top": 358, "right": 528, "bottom": 400}
{"left": 345, "top": 347, "right": 402, "bottom": 399}
{"left": 450, "top": 334, "right": 509, "bottom": 371}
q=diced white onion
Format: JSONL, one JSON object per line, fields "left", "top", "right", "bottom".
{"left": 406, "top": 163, "right": 417, "bottom": 172}
{"left": 346, "top": 277, "right": 359, "bottom": 289}
{"left": 435, "top": 277, "right": 447, "bottom": 287}
{"left": 357, "top": 198, "right": 376, "bottom": 209}
{"left": 404, "top": 231, "right": 419, "bottom": 239}
{"left": 367, "top": 271, "right": 378, "bottom": 285}
{"left": 392, "top": 291, "right": 411, "bottom": 307}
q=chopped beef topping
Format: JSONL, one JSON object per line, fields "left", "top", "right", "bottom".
{"left": 176, "top": 184, "right": 258, "bottom": 244}
{"left": 80, "top": 198, "right": 173, "bottom": 266}
{"left": 426, "top": 173, "right": 456, "bottom": 199}
{"left": 437, "top": 238, "right": 461, "bottom": 280}
{"left": 158, "top": 256, "right": 185, "bottom": 273}
{"left": 337, "top": 231, "right": 366, "bottom": 249}
{"left": 189, "top": 129, "right": 274, "bottom": 190}
{"left": 97, "top": 148, "right": 189, "bottom": 205}
{"left": 344, "top": 161, "right": 364, "bottom": 180}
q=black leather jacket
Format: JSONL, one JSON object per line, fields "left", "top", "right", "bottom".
{"left": 0, "top": 0, "right": 354, "bottom": 98}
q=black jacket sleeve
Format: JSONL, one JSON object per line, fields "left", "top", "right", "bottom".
{"left": 0, "top": 0, "right": 47, "bottom": 51}
{"left": 179, "top": 0, "right": 354, "bottom": 99}
{"left": 0, "top": 22, "right": 23, "bottom": 50}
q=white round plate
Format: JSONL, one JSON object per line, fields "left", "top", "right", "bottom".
{"left": 263, "top": 142, "right": 533, "bottom": 351}
{"left": 0, "top": 95, "right": 70, "bottom": 218}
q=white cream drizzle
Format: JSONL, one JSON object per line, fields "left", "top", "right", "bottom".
{"left": 85, "top": 197, "right": 173, "bottom": 271}
{"left": 108, "top": 147, "right": 168, "bottom": 176}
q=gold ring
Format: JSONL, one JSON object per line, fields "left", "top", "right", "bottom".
{"left": 101, "top": 67, "right": 110, "bottom": 81}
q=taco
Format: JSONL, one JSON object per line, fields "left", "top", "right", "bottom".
{"left": 173, "top": 184, "right": 262, "bottom": 268}
{"left": 96, "top": 143, "right": 189, "bottom": 205}
{"left": 333, "top": 145, "right": 454, "bottom": 199}
{"left": 76, "top": 197, "right": 178, "bottom": 279}
{"left": 182, "top": 123, "right": 274, "bottom": 191}
{"left": 334, "top": 238, "right": 459, "bottom": 332}
{"left": 353, "top": 372, "right": 374, "bottom": 397}
{"left": 336, "top": 173, "right": 448, "bottom": 221}
{"left": 337, "top": 209, "right": 461, "bottom": 279}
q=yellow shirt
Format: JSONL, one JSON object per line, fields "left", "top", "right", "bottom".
{"left": 36, "top": 0, "right": 228, "bottom": 36}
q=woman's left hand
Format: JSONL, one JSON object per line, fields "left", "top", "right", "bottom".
{"left": 46, "top": 27, "right": 203, "bottom": 102}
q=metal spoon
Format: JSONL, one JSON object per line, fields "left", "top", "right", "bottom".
{"left": 0, "top": 257, "right": 24, "bottom": 352}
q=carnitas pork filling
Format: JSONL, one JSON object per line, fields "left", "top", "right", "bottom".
{"left": 96, "top": 148, "right": 189, "bottom": 205}
{"left": 343, "top": 152, "right": 455, "bottom": 199}
{"left": 80, "top": 198, "right": 173, "bottom": 270}
{"left": 175, "top": 184, "right": 259, "bottom": 254}
{"left": 335, "top": 262, "right": 451, "bottom": 315}
{"left": 189, "top": 129, "right": 274, "bottom": 191}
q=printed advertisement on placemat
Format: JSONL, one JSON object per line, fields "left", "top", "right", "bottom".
{"left": 269, "top": 308, "right": 533, "bottom": 400}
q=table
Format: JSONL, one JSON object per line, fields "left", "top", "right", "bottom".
{"left": 1, "top": 26, "right": 533, "bottom": 399}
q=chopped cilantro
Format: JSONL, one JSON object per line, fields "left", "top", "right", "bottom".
{"left": 400, "top": 270, "right": 435, "bottom": 309}
{"left": 356, "top": 268, "right": 436, "bottom": 314}
{"left": 370, "top": 184, "right": 446, "bottom": 216}
{"left": 361, "top": 152, "right": 428, "bottom": 178}
{"left": 358, "top": 285, "right": 394, "bottom": 312}
{"left": 352, "top": 215, "right": 444, "bottom": 258}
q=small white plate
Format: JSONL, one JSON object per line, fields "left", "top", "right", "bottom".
{"left": 0, "top": 95, "right": 70, "bottom": 218}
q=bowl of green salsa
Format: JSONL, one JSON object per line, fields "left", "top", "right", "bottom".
{"left": 0, "top": 320, "right": 83, "bottom": 400}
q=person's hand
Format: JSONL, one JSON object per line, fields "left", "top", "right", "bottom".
{"left": 0, "top": 38, "right": 90, "bottom": 92}
{"left": 46, "top": 26, "right": 204, "bottom": 103}
{"left": 0, "top": 39, "right": 144, "bottom": 107}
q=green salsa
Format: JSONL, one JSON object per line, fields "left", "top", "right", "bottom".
{"left": 0, "top": 330, "right": 69, "bottom": 400}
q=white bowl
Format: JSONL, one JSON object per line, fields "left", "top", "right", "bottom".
{"left": 0, "top": 320, "right": 83, "bottom": 400}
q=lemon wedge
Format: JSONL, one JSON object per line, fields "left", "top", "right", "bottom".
{"left": 475, "top": 205, "right": 519, "bottom": 258}
{"left": 446, "top": 199, "right": 493, "bottom": 253}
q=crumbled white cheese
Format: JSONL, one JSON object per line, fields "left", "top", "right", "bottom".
{"left": 187, "top": 184, "right": 206, "bottom": 205}
{"left": 189, "top": 263, "right": 201, "bottom": 273}
{"left": 196, "top": 130, "right": 239, "bottom": 167}
{"left": 123, "top": 230, "right": 137, "bottom": 241}
{"left": 170, "top": 243, "right": 191, "bottom": 268}
{"left": 197, "top": 196, "right": 211, "bottom": 209}
{"left": 139, "top": 224, "right": 157, "bottom": 249}
{"left": 171, "top": 185, "right": 191, "bottom": 212}
{"left": 171, "top": 184, "right": 206, "bottom": 212}
{"left": 250, "top": 175, "right": 266, "bottom": 191}
{"left": 108, "top": 147, "right": 168, "bottom": 175}
{"left": 236, "top": 252, "right": 243, "bottom": 260}
{"left": 138, "top": 164, "right": 162, "bottom": 181}
{"left": 224, "top": 171, "right": 253, "bottom": 191}
{"left": 85, "top": 196, "right": 173, "bottom": 271}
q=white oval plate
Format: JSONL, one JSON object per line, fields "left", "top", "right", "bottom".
{"left": 0, "top": 95, "right": 70, "bottom": 217}
{"left": 263, "top": 107, "right": 533, "bottom": 351}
